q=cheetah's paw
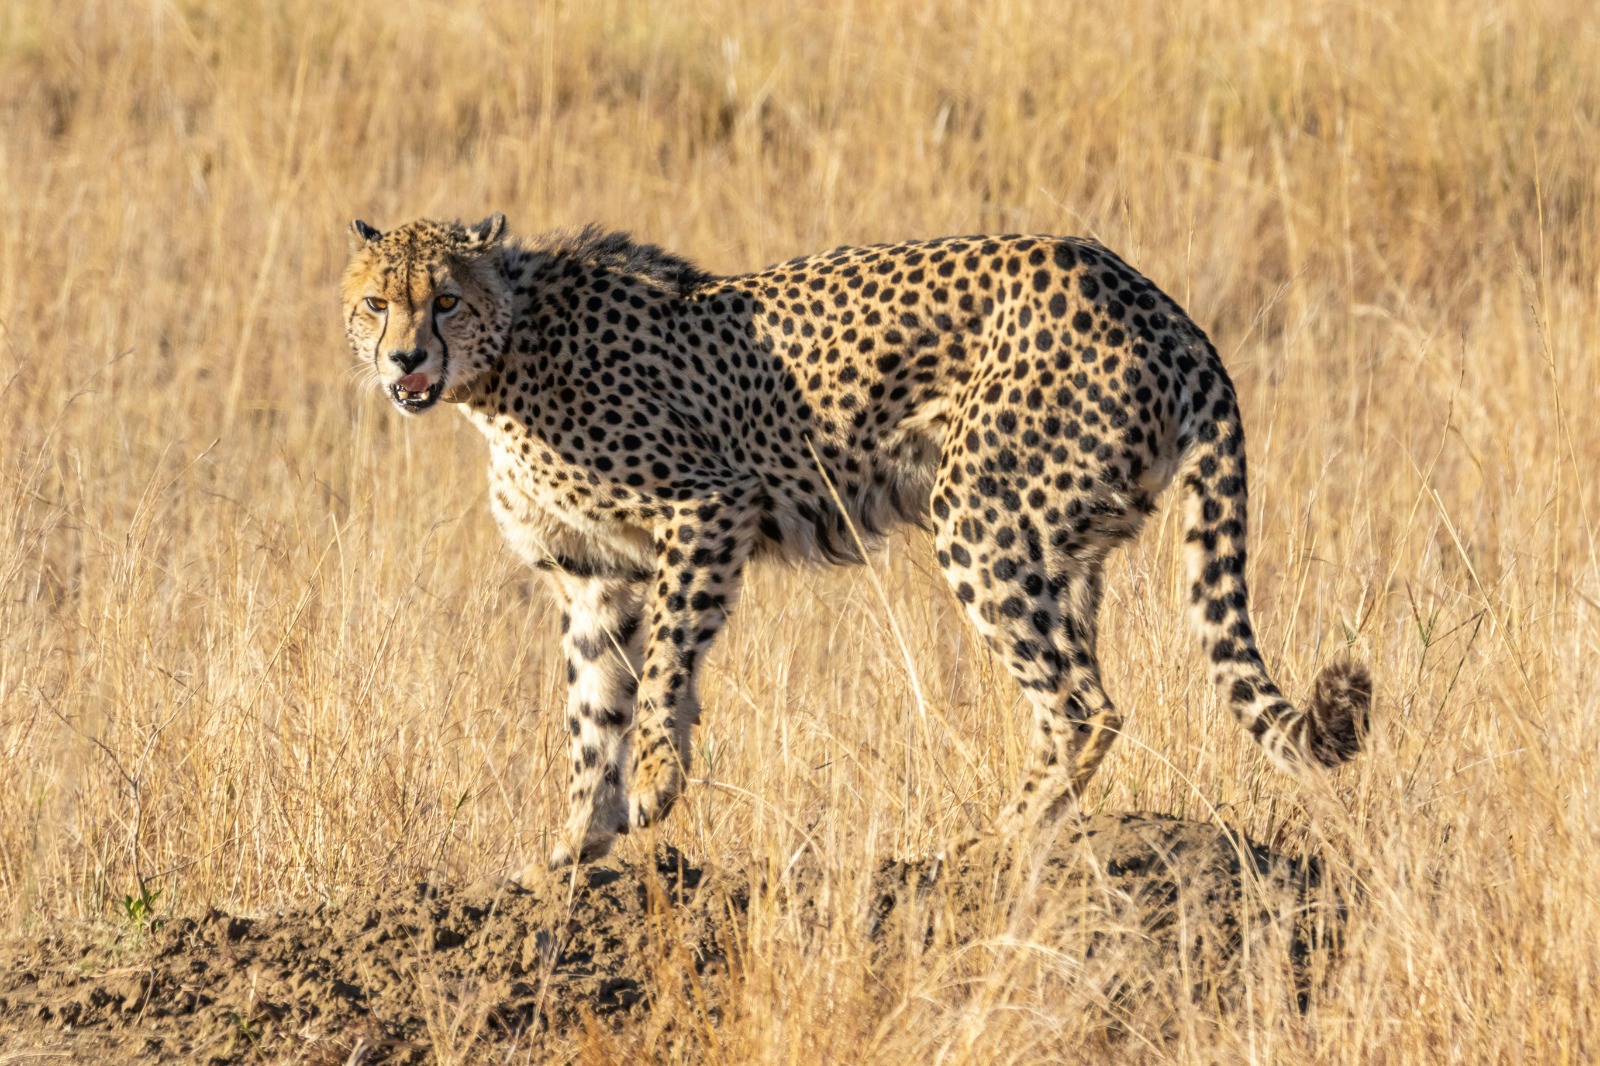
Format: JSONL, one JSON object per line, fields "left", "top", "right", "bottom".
{"left": 628, "top": 757, "right": 683, "bottom": 830}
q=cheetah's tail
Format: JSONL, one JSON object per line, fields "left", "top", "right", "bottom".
{"left": 1177, "top": 398, "right": 1370, "bottom": 773}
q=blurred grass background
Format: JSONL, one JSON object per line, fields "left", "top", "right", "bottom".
{"left": 1, "top": 0, "right": 1597, "bottom": 1059}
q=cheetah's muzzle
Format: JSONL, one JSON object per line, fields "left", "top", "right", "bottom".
{"left": 390, "top": 374, "right": 443, "bottom": 414}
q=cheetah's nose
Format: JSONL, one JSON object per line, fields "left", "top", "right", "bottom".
{"left": 389, "top": 348, "right": 425, "bottom": 373}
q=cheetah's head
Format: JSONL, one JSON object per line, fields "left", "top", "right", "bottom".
{"left": 342, "top": 215, "right": 513, "bottom": 415}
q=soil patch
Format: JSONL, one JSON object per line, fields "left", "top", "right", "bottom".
{"left": 0, "top": 813, "right": 1339, "bottom": 1062}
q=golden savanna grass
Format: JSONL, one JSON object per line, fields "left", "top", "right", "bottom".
{"left": 3, "top": 0, "right": 1598, "bottom": 1059}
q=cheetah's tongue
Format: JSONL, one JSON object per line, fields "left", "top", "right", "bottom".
{"left": 399, "top": 373, "right": 431, "bottom": 392}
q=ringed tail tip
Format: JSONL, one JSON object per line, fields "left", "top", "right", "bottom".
{"left": 1303, "top": 658, "right": 1371, "bottom": 767}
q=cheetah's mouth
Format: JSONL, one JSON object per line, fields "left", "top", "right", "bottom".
{"left": 390, "top": 373, "right": 443, "bottom": 414}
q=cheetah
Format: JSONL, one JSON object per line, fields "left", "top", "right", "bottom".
{"left": 342, "top": 214, "right": 1371, "bottom": 870}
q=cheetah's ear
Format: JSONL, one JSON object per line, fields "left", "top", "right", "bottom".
{"left": 461, "top": 213, "right": 508, "bottom": 252}
{"left": 349, "top": 219, "right": 383, "bottom": 249}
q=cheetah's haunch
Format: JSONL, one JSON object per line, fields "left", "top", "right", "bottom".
{"left": 342, "top": 216, "right": 1371, "bottom": 870}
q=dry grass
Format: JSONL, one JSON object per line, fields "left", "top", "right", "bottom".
{"left": 2, "top": 0, "right": 1598, "bottom": 1060}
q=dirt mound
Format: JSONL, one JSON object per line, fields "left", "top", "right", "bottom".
{"left": 0, "top": 813, "right": 1337, "bottom": 1063}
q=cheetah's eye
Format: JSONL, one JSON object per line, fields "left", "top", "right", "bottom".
{"left": 364, "top": 297, "right": 388, "bottom": 313}
{"left": 434, "top": 294, "right": 460, "bottom": 313}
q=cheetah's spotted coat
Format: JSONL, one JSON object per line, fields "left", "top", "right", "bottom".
{"left": 342, "top": 215, "right": 1371, "bottom": 869}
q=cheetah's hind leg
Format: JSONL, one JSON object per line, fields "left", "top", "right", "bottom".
{"left": 935, "top": 485, "right": 1131, "bottom": 857}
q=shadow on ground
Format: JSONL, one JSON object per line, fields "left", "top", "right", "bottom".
{"left": 0, "top": 813, "right": 1344, "bottom": 1063}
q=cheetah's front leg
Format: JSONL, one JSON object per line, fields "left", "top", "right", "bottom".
{"left": 629, "top": 511, "right": 753, "bottom": 831}
{"left": 543, "top": 571, "right": 646, "bottom": 871}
